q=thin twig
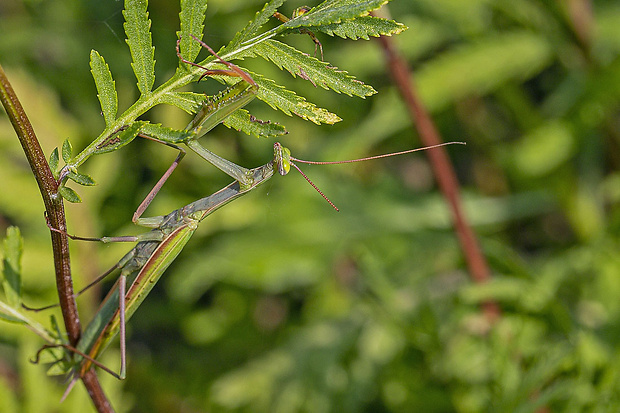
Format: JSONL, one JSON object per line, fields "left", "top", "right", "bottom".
{"left": 372, "top": 13, "right": 500, "bottom": 322}
{"left": 0, "top": 64, "right": 114, "bottom": 412}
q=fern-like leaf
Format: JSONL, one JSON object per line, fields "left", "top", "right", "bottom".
{"left": 158, "top": 91, "right": 205, "bottom": 114}
{"left": 140, "top": 123, "right": 194, "bottom": 143}
{"left": 252, "top": 39, "right": 375, "bottom": 97}
{"left": 250, "top": 73, "right": 341, "bottom": 124}
{"left": 223, "top": 109, "right": 288, "bottom": 138}
{"left": 317, "top": 15, "right": 407, "bottom": 39}
{"left": 89, "top": 50, "right": 118, "bottom": 126}
{"left": 281, "top": 0, "right": 390, "bottom": 30}
{"left": 178, "top": 0, "right": 208, "bottom": 62}
{"left": 124, "top": 0, "right": 156, "bottom": 95}
{"left": 227, "top": 0, "right": 287, "bottom": 51}
{"left": 91, "top": 122, "right": 146, "bottom": 155}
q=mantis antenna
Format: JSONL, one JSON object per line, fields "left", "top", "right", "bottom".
{"left": 277, "top": 141, "right": 466, "bottom": 212}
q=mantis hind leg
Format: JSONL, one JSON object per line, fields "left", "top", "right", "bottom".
{"left": 119, "top": 274, "right": 127, "bottom": 379}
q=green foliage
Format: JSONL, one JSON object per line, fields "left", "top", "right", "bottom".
{"left": 123, "top": 0, "right": 156, "bottom": 95}
{"left": 251, "top": 73, "right": 342, "bottom": 124}
{"left": 317, "top": 15, "right": 406, "bottom": 40}
{"left": 52, "top": 0, "right": 402, "bottom": 205}
{"left": 89, "top": 50, "right": 118, "bottom": 127}
{"left": 224, "top": 109, "right": 288, "bottom": 137}
{"left": 1, "top": 227, "right": 23, "bottom": 310}
{"left": 250, "top": 39, "right": 375, "bottom": 97}
{"left": 178, "top": 0, "right": 209, "bottom": 62}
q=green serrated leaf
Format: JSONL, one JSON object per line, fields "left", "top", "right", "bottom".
{"left": 223, "top": 109, "right": 288, "bottom": 138}
{"left": 316, "top": 15, "right": 407, "bottom": 40}
{"left": 178, "top": 0, "right": 208, "bottom": 62}
{"left": 123, "top": 0, "right": 155, "bottom": 94}
{"left": 92, "top": 122, "right": 146, "bottom": 155}
{"left": 252, "top": 73, "right": 341, "bottom": 124}
{"left": 280, "top": 0, "right": 390, "bottom": 30}
{"left": 1, "top": 227, "right": 23, "bottom": 308}
{"left": 59, "top": 186, "right": 82, "bottom": 203}
{"left": 226, "top": 0, "right": 287, "bottom": 51}
{"left": 90, "top": 50, "right": 118, "bottom": 126}
{"left": 159, "top": 91, "right": 205, "bottom": 114}
{"left": 67, "top": 171, "right": 97, "bottom": 186}
{"left": 252, "top": 39, "right": 375, "bottom": 97}
{"left": 141, "top": 123, "right": 194, "bottom": 143}
{"left": 49, "top": 147, "right": 59, "bottom": 177}
{"left": 61, "top": 139, "right": 72, "bottom": 163}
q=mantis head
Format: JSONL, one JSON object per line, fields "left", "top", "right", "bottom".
{"left": 273, "top": 142, "right": 292, "bottom": 176}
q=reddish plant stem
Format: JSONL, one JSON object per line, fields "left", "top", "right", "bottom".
{"left": 0, "top": 64, "right": 114, "bottom": 412}
{"left": 374, "top": 32, "right": 500, "bottom": 321}
{"left": 82, "top": 369, "right": 114, "bottom": 412}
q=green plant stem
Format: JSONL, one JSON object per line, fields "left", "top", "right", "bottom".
{"left": 372, "top": 14, "right": 500, "bottom": 322}
{"left": 0, "top": 64, "right": 114, "bottom": 413}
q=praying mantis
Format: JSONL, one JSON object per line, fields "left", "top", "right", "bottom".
{"left": 33, "top": 23, "right": 467, "bottom": 390}
{"left": 35, "top": 139, "right": 464, "bottom": 387}
{"left": 36, "top": 143, "right": 279, "bottom": 392}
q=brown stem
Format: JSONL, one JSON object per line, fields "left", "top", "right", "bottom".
{"left": 82, "top": 369, "right": 115, "bottom": 412}
{"left": 373, "top": 21, "right": 500, "bottom": 322}
{"left": 566, "top": 0, "right": 592, "bottom": 54}
{"left": 0, "top": 64, "right": 114, "bottom": 412}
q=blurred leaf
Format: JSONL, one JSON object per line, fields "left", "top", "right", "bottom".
{"left": 1, "top": 226, "right": 23, "bottom": 308}
{"left": 417, "top": 31, "right": 553, "bottom": 111}
{"left": 511, "top": 120, "right": 575, "bottom": 177}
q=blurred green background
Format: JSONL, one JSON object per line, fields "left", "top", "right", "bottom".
{"left": 2, "top": 0, "right": 620, "bottom": 412}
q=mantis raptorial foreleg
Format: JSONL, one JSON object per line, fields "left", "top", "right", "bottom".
{"left": 122, "top": 38, "right": 260, "bottom": 220}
